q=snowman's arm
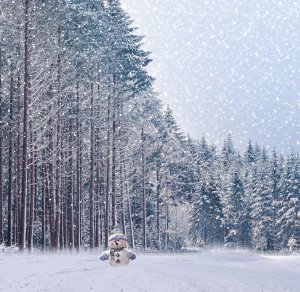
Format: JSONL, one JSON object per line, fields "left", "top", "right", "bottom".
{"left": 99, "top": 251, "right": 110, "bottom": 261}
{"left": 124, "top": 248, "right": 136, "bottom": 260}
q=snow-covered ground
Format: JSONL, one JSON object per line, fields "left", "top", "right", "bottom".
{"left": 0, "top": 250, "right": 299, "bottom": 292}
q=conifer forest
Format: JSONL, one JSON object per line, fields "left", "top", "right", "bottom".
{"left": 0, "top": 0, "right": 299, "bottom": 253}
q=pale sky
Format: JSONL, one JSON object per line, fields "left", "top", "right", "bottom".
{"left": 121, "top": 0, "right": 300, "bottom": 153}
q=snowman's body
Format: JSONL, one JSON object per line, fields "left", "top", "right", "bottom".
{"left": 100, "top": 233, "right": 136, "bottom": 266}
{"left": 109, "top": 247, "right": 131, "bottom": 266}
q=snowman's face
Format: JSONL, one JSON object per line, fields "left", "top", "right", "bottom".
{"left": 109, "top": 239, "right": 127, "bottom": 249}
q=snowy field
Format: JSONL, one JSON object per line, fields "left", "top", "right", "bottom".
{"left": 0, "top": 250, "right": 299, "bottom": 292}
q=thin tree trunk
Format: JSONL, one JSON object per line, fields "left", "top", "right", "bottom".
{"left": 45, "top": 160, "right": 52, "bottom": 250}
{"left": 67, "top": 120, "right": 73, "bottom": 249}
{"left": 0, "top": 51, "right": 3, "bottom": 244}
{"left": 100, "top": 180, "right": 103, "bottom": 246}
{"left": 15, "top": 70, "right": 21, "bottom": 246}
{"left": 89, "top": 82, "right": 95, "bottom": 248}
{"left": 55, "top": 24, "right": 62, "bottom": 249}
{"left": 75, "top": 80, "right": 81, "bottom": 251}
{"left": 48, "top": 116, "right": 56, "bottom": 249}
{"left": 95, "top": 85, "right": 101, "bottom": 248}
{"left": 7, "top": 63, "right": 14, "bottom": 246}
{"left": 142, "top": 126, "right": 146, "bottom": 249}
{"left": 20, "top": 0, "right": 30, "bottom": 251}
{"left": 156, "top": 167, "right": 161, "bottom": 249}
{"left": 28, "top": 122, "right": 35, "bottom": 251}
{"left": 25, "top": 68, "right": 32, "bottom": 248}
{"left": 79, "top": 128, "right": 83, "bottom": 248}
{"left": 119, "top": 161, "right": 125, "bottom": 235}
{"left": 95, "top": 168, "right": 100, "bottom": 248}
{"left": 118, "top": 101, "right": 125, "bottom": 234}
{"left": 105, "top": 77, "right": 111, "bottom": 248}
{"left": 111, "top": 83, "right": 116, "bottom": 229}
{"left": 41, "top": 149, "right": 46, "bottom": 252}
{"left": 123, "top": 160, "right": 134, "bottom": 249}
{"left": 165, "top": 203, "right": 169, "bottom": 249}
{"left": 60, "top": 125, "right": 65, "bottom": 250}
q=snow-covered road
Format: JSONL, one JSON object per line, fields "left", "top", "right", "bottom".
{"left": 0, "top": 250, "right": 299, "bottom": 292}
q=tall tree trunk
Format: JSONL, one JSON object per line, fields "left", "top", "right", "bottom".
{"left": 0, "top": 51, "right": 3, "bottom": 244}
{"left": 95, "top": 85, "right": 101, "bottom": 248}
{"left": 28, "top": 122, "right": 35, "bottom": 251}
{"left": 123, "top": 160, "right": 134, "bottom": 249}
{"left": 41, "top": 149, "right": 46, "bottom": 251}
{"left": 111, "top": 79, "right": 116, "bottom": 229}
{"left": 25, "top": 69, "right": 32, "bottom": 248}
{"left": 20, "top": 0, "right": 30, "bottom": 251}
{"left": 89, "top": 82, "right": 95, "bottom": 248}
{"left": 141, "top": 126, "right": 146, "bottom": 249}
{"left": 118, "top": 102, "right": 125, "bottom": 235}
{"left": 156, "top": 167, "right": 161, "bottom": 249}
{"left": 75, "top": 80, "right": 81, "bottom": 251}
{"left": 165, "top": 203, "right": 169, "bottom": 249}
{"left": 95, "top": 167, "right": 100, "bottom": 248}
{"left": 7, "top": 63, "right": 14, "bottom": 246}
{"left": 55, "top": 25, "right": 62, "bottom": 249}
{"left": 15, "top": 69, "right": 22, "bottom": 246}
{"left": 67, "top": 120, "right": 73, "bottom": 249}
{"left": 45, "top": 160, "right": 52, "bottom": 250}
{"left": 105, "top": 77, "right": 111, "bottom": 248}
{"left": 60, "top": 130, "right": 65, "bottom": 250}
{"left": 47, "top": 116, "right": 56, "bottom": 249}
{"left": 119, "top": 161, "right": 125, "bottom": 235}
{"left": 79, "top": 132, "right": 83, "bottom": 248}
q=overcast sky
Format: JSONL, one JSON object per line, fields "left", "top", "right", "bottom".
{"left": 121, "top": 0, "right": 300, "bottom": 153}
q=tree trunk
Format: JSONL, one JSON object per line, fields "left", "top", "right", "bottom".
{"left": 47, "top": 116, "right": 56, "bottom": 249}
{"left": 15, "top": 69, "right": 22, "bottom": 246}
{"left": 118, "top": 101, "right": 125, "bottom": 235}
{"left": 45, "top": 160, "right": 52, "bottom": 250}
{"left": 123, "top": 160, "right": 134, "bottom": 249}
{"left": 95, "top": 86, "right": 101, "bottom": 248}
{"left": 60, "top": 125, "right": 65, "bottom": 250}
{"left": 119, "top": 161, "right": 125, "bottom": 235}
{"left": 41, "top": 149, "right": 46, "bottom": 252}
{"left": 95, "top": 167, "right": 100, "bottom": 248}
{"left": 111, "top": 85, "right": 116, "bottom": 230}
{"left": 67, "top": 120, "right": 73, "bottom": 249}
{"left": 28, "top": 121, "right": 35, "bottom": 251}
{"left": 156, "top": 167, "right": 161, "bottom": 249}
{"left": 55, "top": 24, "right": 62, "bottom": 249}
{"left": 105, "top": 77, "right": 111, "bottom": 248}
{"left": 20, "top": 0, "right": 30, "bottom": 251}
{"left": 165, "top": 203, "right": 169, "bottom": 249}
{"left": 141, "top": 126, "right": 146, "bottom": 249}
{"left": 75, "top": 80, "right": 81, "bottom": 251}
{"left": 7, "top": 63, "right": 14, "bottom": 246}
{"left": 89, "top": 82, "right": 95, "bottom": 248}
{"left": 0, "top": 51, "right": 2, "bottom": 244}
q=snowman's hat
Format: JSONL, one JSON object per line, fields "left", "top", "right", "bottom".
{"left": 108, "top": 229, "right": 127, "bottom": 242}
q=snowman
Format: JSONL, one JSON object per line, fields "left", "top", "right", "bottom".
{"left": 99, "top": 233, "right": 136, "bottom": 266}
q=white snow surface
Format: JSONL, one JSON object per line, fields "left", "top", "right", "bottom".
{"left": 0, "top": 250, "right": 299, "bottom": 292}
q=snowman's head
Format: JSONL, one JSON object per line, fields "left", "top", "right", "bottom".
{"left": 108, "top": 233, "right": 128, "bottom": 249}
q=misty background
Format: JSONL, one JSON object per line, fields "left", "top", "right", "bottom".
{"left": 122, "top": 0, "right": 300, "bottom": 153}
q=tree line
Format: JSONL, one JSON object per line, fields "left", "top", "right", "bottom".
{"left": 189, "top": 136, "right": 300, "bottom": 251}
{"left": 0, "top": 0, "right": 299, "bottom": 252}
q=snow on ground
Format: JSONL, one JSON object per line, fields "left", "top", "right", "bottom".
{"left": 0, "top": 250, "right": 299, "bottom": 292}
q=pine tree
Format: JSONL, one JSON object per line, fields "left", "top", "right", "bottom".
{"left": 222, "top": 170, "right": 248, "bottom": 248}
{"left": 189, "top": 174, "right": 223, "bottom": 247}
{"left": 277, "top": 153, "right": 300, "bottom": 249}
{"left": 251, "top": 155, "right": 274, "bottom": 250}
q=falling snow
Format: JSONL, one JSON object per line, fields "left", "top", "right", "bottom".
{"left": 122, "top": 0, "right": 300, "bottom": 153}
